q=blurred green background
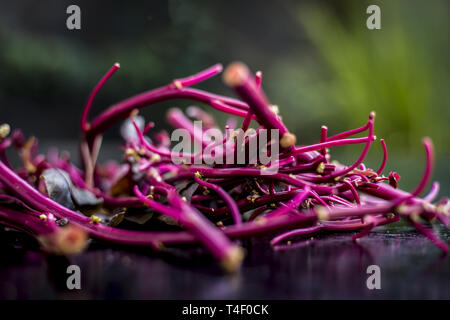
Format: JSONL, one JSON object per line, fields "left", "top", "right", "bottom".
{"left": 0, "top": 0, "right": 448, "bottom": 195}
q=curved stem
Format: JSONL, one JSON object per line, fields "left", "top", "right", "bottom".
{"left": 271, "top": 225, "right": 323, "bottom": 245}
{"left": 319, "top": 113, "right": 375, "bottom": 181}
{"left": 86, "top": 87, "right": 250, "bottom": 142}
{"left": 376, "top": 139, "right": 387, "bottom": 175}
{"left": 411, "top": 138, "right": 434, "bottom": 197}
{"left": 293, "top": 136, "right": 371, "bottom": 155}
{"left": 134, "top": 185, "right": 244, "bottom": 272}
{"left": 172, "top": 64, "right": 222, "bottom": 88}
{"left": 194, "top": 176, "right": 242, "bottom": 225}
{"left": 423, "top": 182, "right": 439, "bottom": 203}
{"left": 81, "top": 63, "right": 120, "bottom": 132}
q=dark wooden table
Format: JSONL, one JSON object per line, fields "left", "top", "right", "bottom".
{"left": 0, "top": 222, "right": 448, "bottom": 300}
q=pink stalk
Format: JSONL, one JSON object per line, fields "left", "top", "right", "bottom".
{"left": 271, "top": 225, "right": 323, "bottom": 245}
{"left": 351, "top": 214, "right": 401, "bottom": 242}
{"left": 80, "top": 140, "right": 95, "bottom": 187}
{"left": 0, "top": 199, "right": 315, "bottom": 247}
{"left": 194, "top": 176, "right": 242, "bottom": 225}
{"left": 192, "top": 189, "right": 299, "bottom": 217}
{"left": 133, "top": 186, "right": 244, "bottom": 272}
{"left": 280, "top": 156, "right": 296, "bottom": 166}
{"left": 320, "top": 125, "right": 328, "bottom": 157}
{"left": 352, "top": 215, "right": 376, "bottom": 241}
{"left": 184, "top": 167, "right": 333, "bottom": 194}
{"left": 320, "top": 113, "right": 375, "bottom": 180}
{"left": 0, "top": 138, "right": 11, "bottom": 151}
{"left": 0, "top": 138, "right": 13, "bottom": 169}
{"left": 0, "top": 207, "right": 56, "bottom": 236}
{"left": 223, "top": 62, "right": 296, "bottom": 149}
{"left": 323, "top": 195, "right": 355, "bottom": 207}
{"left": 172, "top": 64, "right": 223, "bottom": 88}
{"left": 142, "top": 122, "right": 155, "bottom": 135}
{"left": 146, "top": 209, "right": 318, "bottom": 245}
{"left": 343, "top": 180, "right": 361, "bottom": 205}
{"left": 241, "top": 110, "right": 254, "bottom": 131}
{"left": 375, "top": 138, "right": 434, "bottom": 206}
{"left": 133, "top": 120, "right": 223, "bottom": 164}
{"left": 322, "top": 220, "right": 368, "bottom": 231}
{"left": 253, "top": 179, "right": 270, "bottom": 195}
{"left": 248, "top": 205, "right": 269, "bottom": 221}
{"left": 186, "top": 106, "right": 217, "bottom": 128}
{"left": 167, "top": 108, "right": 209, "bottom": 147}
{"left": 0, "top": 158, "right": 189, "bottom": 249}
{"left": 0, "top": 207, "right": 88, "bottom": 255}
{"left": 255, "top": 71, "right": 262, "bottom": 88}
{"left": 326, "top": 121, "right": 370, "bottom": 141}
{"left": 310, "top": 190, "right": 329, "bottom": 208}
{"left": 411, "top": 138, "right": 434, "bottom": 197}
{"left": 2, "top": 61, "right": 449, "bottom": 270}
{"left": 86, "top": 85, "right": 251, "bottom": 142}
{"left": 423, "top": 182, "right": 440, "bottom": 202}
{"left": 81, "top": 63, "right": 120, "bottom": 132}
{"left": 293, "top": 136, "right": 372, "bottom": 155}
{"left": 0, "top": 157, "right": 249, "bottom": 259}
{"left": 407, "top": 216, "right": 448, "bottom": 253}
{"left": 265, "top": 187, "right": 311, "bottom": 219}
{"left": 376, "top": 139, "right": 387, "bottom": 175}
{"left": 209, "top": 99, "right": 251, "bottom": 118}
{"left": 0, "top": 194, "right": 45, "bottom": 216}
{"left": 132, "top": 120, "right": 194, "bottom": 162}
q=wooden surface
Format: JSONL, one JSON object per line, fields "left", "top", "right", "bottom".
{"left": 0, "top": 223, "right": 448, "bottom": 299}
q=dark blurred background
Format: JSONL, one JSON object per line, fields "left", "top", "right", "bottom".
{"left": 0, "top": 0, "right": 449, "bottom": 193}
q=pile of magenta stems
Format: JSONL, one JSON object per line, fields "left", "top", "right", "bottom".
{"left": 0, "top": 62, "right": 448, "bottom": 273}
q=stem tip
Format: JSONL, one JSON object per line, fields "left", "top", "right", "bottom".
{"left": 220, "top": 245, "right": 245, "bottom": 273}
{"left": 223, "top": 62, "right": 250, "bottom": 87}
{"left": 280, "top": 132, "right": 297, "bottom": 148}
